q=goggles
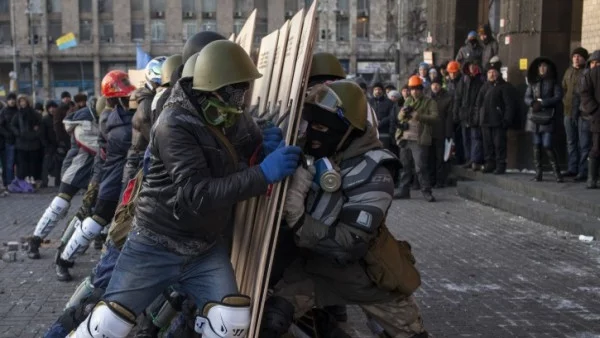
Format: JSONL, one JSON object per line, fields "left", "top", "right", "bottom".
{"left": 304, "top": 84, "right": 349, "bottom": 126}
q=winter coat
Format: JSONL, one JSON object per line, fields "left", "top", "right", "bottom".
{"left": 54, "top": 101, "right": 75, "bottom": 149}
{"left": 477, "top": 78, "right": 517, "bottom": 128}
{"left": 481, "top": 25, "right": 499, "bottom": 68}
{"left": 455, "top": 40, "right": 483, "bottom": 66}
{"left": 123, "top": 86, "right": 155, "bottom": 183}
{"left": 524, "top": 57, "right": 563, "bottom": 133}
{"left": 579, "top": 66, "right": 600, "bottom": 133}
{"left": 10, "top": 97, "right": 42, "bottom": 151}
{"left": 395, "top": 95, "right": 439, "bottom": 146}
{"left": 369, "top": 95, "right": 396, "bottom": 134}
{"left": 91, "top": 107, "right": 112, "bottom": 184}
{"left": 454, "top": 65, "right": 485, "bottom": 127}
{"left": 40, "top": 113, "right": 58, "bottom": 150}
{"left": 562, "top": 66, "right": 585, "bottom": 118}
{"left": 134, "top": 78, "right": 266, "bottom": 248}
{"left": 430, "top": 89, "right": 454, "bottom": 139}
{"left": 0, "top": 105, "right": 19, "bottom": 145}
{"left": 154, "top": 64, "right": 183, "bottom": 120}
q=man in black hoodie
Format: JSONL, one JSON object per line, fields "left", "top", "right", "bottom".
{"left": 0, "top": 92, "right": 18, "bottom": 187}
{"left": 369, "top": 82, "right": 396, "bottom": 149}
{"left": 479, "top": 24, "right": 499, "bottom": 70}
{"left": 40, "top": 100, "right": 59, "bottom": 187}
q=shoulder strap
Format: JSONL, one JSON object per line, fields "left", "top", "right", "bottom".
{"left": 206, "top": 124, "right": 240, "bottom": 166}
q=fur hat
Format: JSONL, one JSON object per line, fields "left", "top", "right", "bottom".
{"left": 571, "top": 47, "right": 589, "bottom": 61}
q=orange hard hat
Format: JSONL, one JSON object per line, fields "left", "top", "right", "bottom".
{"left": 408, "top": 75, "right": 423, "bottom": 88}
{"left": 101, "top": 70, "right": 136, "bottom": 98}
{"left": 447, "top": 61, "right": 461, "bottom": 73}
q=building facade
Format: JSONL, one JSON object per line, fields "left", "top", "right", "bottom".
{"left": 0, "top": 0, "right": 426, "bottom": 100}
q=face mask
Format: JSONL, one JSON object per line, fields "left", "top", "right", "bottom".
{"left": 200, "top": 97, "right": 241, "bottom": 128}
{"left": 304, "top": 121, "right": 345, "bottom": 159}
{"left": 215, "top": 83, "right": 248, "bottom": 109}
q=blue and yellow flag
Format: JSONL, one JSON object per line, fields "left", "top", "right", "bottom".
{"left": 56, "top": 32, "right": 77, "bottom": 50}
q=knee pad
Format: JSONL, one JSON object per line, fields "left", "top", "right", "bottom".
{"left": 68, "top": 301, "right": 135, "bottom": 338}
{"left": 260, "top": 296, "right": 295, "bottom": 336}
{"left": 33, "top": 196, "right": 70, "bottom": 238}
{"left": 60, "top": 217, "right": 103, "bottom": 262}
{"left": 65, "top": 276, "right": 95, "bottom": 309}
{"left": 194, "top": 295, "right": 251, "bottom": 338}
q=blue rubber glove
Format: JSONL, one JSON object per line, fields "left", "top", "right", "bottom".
{"left": 259, "top": 140, "right": 302, "bottom": 184}
{"left": 262, "top": 126, "right": 283, "bottom": 155}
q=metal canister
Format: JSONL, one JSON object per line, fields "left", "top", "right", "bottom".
{"left": 314, "top": 157, "right": 341, "bottom": 192}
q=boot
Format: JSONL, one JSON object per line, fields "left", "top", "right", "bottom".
{"left": 27, "top": 236, "right": 42, "bottom": 259}
{"left": 55, "top": 259, "right": 73, "bottom": 282}
{"left": 422, "top": 190, "right": 436, "bottom": 202}
{"left": 324, "top": 305, "right": 348, "bottom": 323}
{"left": 575, "top": 172, "right": 588, "bottom": 182}
{"left": 134, "top": 312, "right": 161, "bottom": 338}
{"left": 462, "top": 160, "right": 473, "bottom": 169}
{"left": 482, "top": 161, "right": 496, "bottom": 173}
{"left": 545, "top": 148, "right": 564, "bottom": 183}
{"left": 471, "top": 162, "right": 482, "bottom": 171}
{"left": 531, "top": 145, "right": 543, "bottom": 181}
{"left": 394, "top": 188, "right": 410, "bottom": 199}
{"left": 587, "top": 157, "right": 599, "bottom": 189}
{"left": 493, "top": 164, "right": 506, "bottom": 175}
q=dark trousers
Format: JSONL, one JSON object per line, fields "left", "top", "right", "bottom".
{"left": 42, "top": 147, "right": 60, "bottom": 186}
{"left": 0, "top": 148, "right": 6, "bottom": 186}
{"left": 399, "top": 140, "right": 431, "bottom": 192}
{"left": 428, "top": 138, "right": 448, "bottom": 187}
{"left": 16, "top": 149, "right": 42, "bottom": 180}
{"left": 453, "top": 123, "right": 465, "bottom": 164}
{"left": 591, "top": 132, "right": 600, "bottom": 160}
{"left": 482, "top": 127, "right": 507, "bottom": 167}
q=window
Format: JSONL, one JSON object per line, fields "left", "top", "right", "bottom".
{"left": 233, "top": 19, "right": 245, "bottom": 35}
{"left": 357, "top": 0, "right": 369, "bottom": 12}
{"left": 386, "top": 13, "right": 397, "bottom": 40}
{"left": 336, "top": 17, "right": 349, "bottom": 42}
{"left": 79, "top": 0, "right": 92, "bottom": 12}
{"left": 254, "top": 18, "right": 267, "bottom": 44}
{"left": 79, "top": 20, "right": 91, "bottom": 41}
{"left": 234, "top": 0, "right": 244, "bottom": 13}
{"left": 0, "top": 0, "right": 9, "bottom": 13}
{"left": 202, "top": 0, "right": 217, "bottom": 13}
{"left": 337, "top": 0, "right": 349, "bottom": 11}
{"left": 151, "top": 20, "right": 165, "bottom": 42}
{"left": 356, "top": 17, "right": 369, "bottom": 40}
{"left": 182, "top": 0, "right": 195, "bottom": 13}
{"left": 0, "top": 22, "right": 10, "bottom": 44}
{"left": 305, "top": 0, "right": 313, "bottom": 8}
{"left": 99, "top": 0, "right": 112, "bottom": 13}
{"left": 49, "top": 0, "right": 61, "bottom": 12}
{"left": 201, "top": 20, "right": 217, "bottom": 32}
{"left": 131, "top": 0, "right": 143, "bottom": 11}
{"left": 285, "top": 0, "right": 297, "bottom": 12}
{"left": 131, "top": 22, "right": 144, "bottom": 42}
{"left": 183, "top": 21, "right": 197, "bottom": 41}
{"left": 150, "top": 0, "right": 165, "bottom": 12}
{"left": 100, "top": 23, "right": 114, "bottom": 42}
{"left": 48, "top": 21, "right": 62, "bottom": 41}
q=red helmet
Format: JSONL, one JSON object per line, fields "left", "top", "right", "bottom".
{"left": 101, "top": 70, "right": 136, "bottom": 98}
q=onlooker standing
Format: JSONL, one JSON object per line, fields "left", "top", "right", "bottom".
{"left": 40, "top": 100, "right": 60, "bottom": 187}
{"left": 0, "top": 92, "right": 19, "bottom": 186}
{"left": 524, "top": 57, "right": 564, "bottom": 183}
{"left": 455, "top": 61, "right": 485, "bottom": 170}
{"left": 478, "top": 24, "right": 499, "bottom": 70}
{"left": 446, "top": 61, "right": 465, "bottom": 164}
{"left": 369, "top": 82, "right": 396, "bottom": 149}
{"left": 418, "top": 62, "right": 431, "bottom": 88}
{"left": 428, "top": 76, "right": 454, "bottom": 187}
{"left": 456, "top": 31, "right": 483, "bottom": 66}
{"left": 54, "top": 91, "right": 75, "bottom": 162}
{"left": 10, "top": 95, "right": 42, "bottom": 185}
{"left": 561, "top": 47, "right": 589, "bottom": 179}
{"left": 579, "top": 50, "right": 600, "bottom": 189}
{"left": 478, "top": 59, "right": 516, "bottom": 175}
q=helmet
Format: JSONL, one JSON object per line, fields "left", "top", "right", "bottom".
{"left": 95, "top": 96, "right": 106, "bottom": 113}
{"left": 446, "top": 61, "right": 460, "bottom": 73}
{"left": 145, "top": 56, "right": 167, "bottom": 85}
{"left": 305, "top": 80, "right": 367, "bottom": 131}
{"left": 309, "top": 53, "right": 346, "bottom": 79}
{"left": 408, "top": 75, "right": 423, "bottom": 88}
{"left": 182, "top": 31, "right": 227, "bottom": 64}
{"left": 192, "top": 40, "right": 262, "bottom": 92}
{"left": 101, "top": 70, "right": 136, "bottom": 98}
{"left": 182, "top": 52, "right": 199, "bottom": 78}
{"left": 161, "top": 54, "right": 183, "bottom": 86}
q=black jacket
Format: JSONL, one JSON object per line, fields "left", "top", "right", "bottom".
{"left": 454, "top": 70, "right": 485, "bottom": 127}
{"left": 456, "top": 40, "right": 483, "bottom": 66}
{"left": 10, "top": 99, "right": 42, "bottom": 151}
{"left": 524, "top": 57, "right": 563, "bottom": 133}
{"left": 369, "top": 95, "right": 396, "bottom": 134}
{"left": 134, "top": 79, "right": 267, "bottom": 245}
{"left": 478, "top": 78, "right": 517, "bottom": 128}
{"left": 40, "top": 113, "right": 58, "bottom": 149}
{"left": 481, "top": 24, "right": 499, "bottom": 69}
{"left": 430, "top": 89, "right": 454, "bottom": 139}
{"left": 0, "top": 105, "right": 18, "bottom": 145}
{"left": 579, "top": 66, "right": 600, "bottom": 133}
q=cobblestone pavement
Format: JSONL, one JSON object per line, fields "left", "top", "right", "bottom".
{"left": 1, "top": 187, "right": 600, "bottom": 337}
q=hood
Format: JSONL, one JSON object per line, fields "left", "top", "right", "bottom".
{"left": 480, "top": 24, "right": 495, "bottom": 44}
{"left": 462, "top": 61, "right": 481, "bottom": 76}
{"left": 70, "top": 106, "right": 95, "bottom": 122}
{"left": 17, "top": 94, "right": 31, "bottom": 108}
{"left": 336, "top": 122, "right": 382, "bottom": 162}
{"left": 163, "top": 78, "right": 200, "bottom": 116}
{"left": 527, "top": 57, "right": 557, "bottom": 83}
{"left": 587, "top": 50, "right": 600, "bottom": 67}
{"left": 134, "top": 86, "right": 155, "bottom": 104}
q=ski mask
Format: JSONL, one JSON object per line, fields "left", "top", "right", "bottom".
{"left": 303, "top": 104, "right": 351, "bottom": 159}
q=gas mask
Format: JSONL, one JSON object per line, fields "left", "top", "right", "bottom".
{"left": 200, "top": 82, "right": 249, "bottom": 128}
{"left": 305, "top": 155, "right": 342, "bottom": 192}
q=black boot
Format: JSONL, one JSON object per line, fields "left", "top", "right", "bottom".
{"left": 422, "top": 190, "right": 436, "bottom": 202}
{"left": 394, "top": 188, "right": 410, "bottom": 199}
{"left": 482, "top": 161, "right": 496, "bottom": 173}
{"left": 133, "top": 311, "right": 161, "bottom": 338}
{"left": 531, "top": 145, "right": 543, "bottom": 181}
{"left": 93, "top": 233, "right": 106, "bottom": 250}
{"left": 55, "top": 258, "right": 73, "bottom": 282}
{"left": 260, "top": 296, "right": 294, "bottom": 338}
{"left": 324, "top": 305, "right": 348, "bottom": 323}
{"left": 27, "top": 236, "right": 42, "bottom": 259}
{"left": 587, "top": 157, "right": 599, "bottom": 189}
{"left": 493, "top": 164, "right": 506, "bottom": 175}
{"left": 546, "top": 148, "right": 564, "bottom": 183}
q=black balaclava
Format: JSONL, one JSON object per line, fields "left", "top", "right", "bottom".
{"left": 303, "top": 105, "right": 359, "bottom": 159}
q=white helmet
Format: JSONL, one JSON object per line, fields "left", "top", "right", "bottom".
{"left": 145, "top": 56, "right": 167, "bottom": 85}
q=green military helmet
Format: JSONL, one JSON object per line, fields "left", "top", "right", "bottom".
{"left": 95, "top": 96, "right": 106, "bottom": 113}
{"left": 161, "top": 54, "right": 183, "bottom": 86}
{"left": 192, "top": 40, "right": 262, "bottom": 92}
{"left": 182, "top": 52, "right": 199, "bottom": 78}
{"left": 329, "top": 80, "right": 367, "bottom": 131}
{"left": 310, "top": 52, "right": 346, "bottom": 80}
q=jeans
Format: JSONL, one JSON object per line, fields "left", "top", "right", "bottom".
{"left": 92, "top": 240, "right": 121, "bottom": 289}
{"left": 579, "top": 118, "right": 591, "bottom": 176}
{"left": 532, "top": 132, "right": 552, "bottom": 149}
{"left": 399, "top": 140, "right": 431, "bottom": 192}
{"left": 2, "top": 144, "right": 15, "bottom": 185}
{"left": 103, "top": 230, "right": 238, "bottom": 316}
{"left": 470, "top": 128, "right": 484, "bottom": 164}
{"left": 564, "top": 116, "right": 579, "bottom": 173}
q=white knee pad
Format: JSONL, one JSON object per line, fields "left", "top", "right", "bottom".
{"left": 68, "top": 301, "right": 135, "bottom": 338}
{"left": 195, "top": 295, "right": 252, "bottom": 338}
{"left": 60, "top": 217, "right": 103, "bottom": 262}
{"left": 65, "top": 276, "right": 94, "bottom": 309}
{"left": 33, "top": 196, "right": 70, "bottom": 238}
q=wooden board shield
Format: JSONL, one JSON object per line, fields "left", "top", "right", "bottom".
{"left": 229, "top": 33, "right": 236, "bottom": 42}
{"left": 127, "top": 69, "right": 146, "bottom": 89}
{"left": 235, "top": 9, "right": 257, "bottom": 55}
{"left": 249, "top": 30, "right": 280, "bottom": 115}
{"left": 263, "top": 20, "right": 291, "bottom": 117}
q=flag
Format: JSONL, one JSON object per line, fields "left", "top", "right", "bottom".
{"left": 136, "top": 45, "right": 152, "bottom": 70}
{"left": 56, "top": 32, "right": 77, "bottom": 50}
